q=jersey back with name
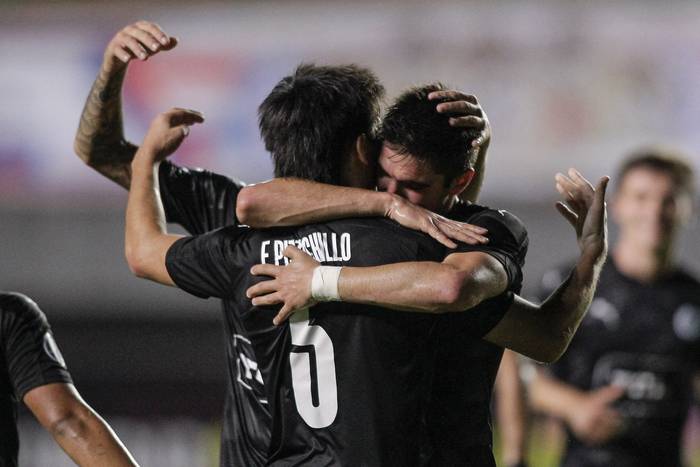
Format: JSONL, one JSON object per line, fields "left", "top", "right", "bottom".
{"left": 166, "top": 218, "right": 446, "bottom": 466}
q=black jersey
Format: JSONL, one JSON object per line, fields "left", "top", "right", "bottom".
{"left": 166, "top": 218, "right": 454, "bottom": 466}
{"left": 540, "top": 260, "right": 700, "bottom": 467}
{"left": 424, "top": 202, "right": 529, "bottom": 467}
{"left": 0, "top": 292, "right": 72, "bottom": 467}
{"left": 158, "top": 161, "right": 274, "bottom": 466}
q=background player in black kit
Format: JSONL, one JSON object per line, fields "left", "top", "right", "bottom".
{"left": 529, "top": 150, "right": 699, "bottom": 467}
{"left": 0, "top": 292, "right": 137, "bottom": 467}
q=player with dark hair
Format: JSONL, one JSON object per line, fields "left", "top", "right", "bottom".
{"left": 259, "top": 63, "right": 384, "bottom": 184}
{"left": 0, "top": 292, "right": 137, "bottom": 467}
{"left": 529, "top": 149, "right": 699, "bottom": 467}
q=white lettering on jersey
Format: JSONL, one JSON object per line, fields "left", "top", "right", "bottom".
{"left": 260, "top": 232, "right": 352, "bottom": 264}
{"left": 609, "top": 369, "right": 667, "bottom": 400}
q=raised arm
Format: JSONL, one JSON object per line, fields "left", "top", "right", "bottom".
{"left": 484, "top": 171, "right": 609, "bottom": 362}
{"left": 74, "top": 21, "right": 176, "bottom": 189}
{"left": 24, "top": 383, "right": 138, "bottom": 467}
{"left": 124, "top": 108, "right": 204, "bottom": 284}
{"left": 427, "top": 90, "right": 491, "bottom": 204}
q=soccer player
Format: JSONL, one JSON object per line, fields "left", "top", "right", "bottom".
{"left": 529, "top": 150, "right": 700, "bottom": 467}
{"left": 0, "top": 292, "right": 138, "bottom": 467}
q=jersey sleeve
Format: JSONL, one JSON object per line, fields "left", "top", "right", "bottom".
{"left": 1, "top": 293, "right": 72, "bottom": 400}
{"left": 441, "top": 209, "right": 528, "bottom": 338}
{"left": 165, "top": 226, "right": 251, "bottom": 299}
{"left": 452, "top": 209, "right": 528, "bottom": 292}
{"left": 158, "top": 161, "right": 245, "bottom": 234}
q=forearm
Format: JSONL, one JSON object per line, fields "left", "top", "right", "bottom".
{"left": 74, "top": 61, "right": 137, "bottom": 189}
{"left": 51, "top": 405, "right": 138, "bottom": 467}
{"left": 337, "top": 262, "right": 474, "bottom": 313}
{"left": 484, "top": 256, "right": 602, "bottom": 362}
{"left": 237, "top": 179, "right": 391, "bottom": 227}
{"left": 540, "top": 254, "right": 602, "bottom": 347}
{"left": 529, "top": 370, "right": 583, "bottom": 422}
{"left": 125, "top": 155, "right": 181, "bottom": 281}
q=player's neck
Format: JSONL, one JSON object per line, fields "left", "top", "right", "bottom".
{"left": 612, "top": 240, "right": 674, "bottom": 283}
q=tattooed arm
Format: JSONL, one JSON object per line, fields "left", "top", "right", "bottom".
{"left": 73, "top": 21, "right": 176, "bottom": 189}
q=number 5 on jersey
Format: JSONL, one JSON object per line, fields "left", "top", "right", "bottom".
{"left": 289, "top": 308, "right": 338, "bottom": 428}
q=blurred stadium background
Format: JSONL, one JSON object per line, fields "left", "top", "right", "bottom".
{"left": 1, "top": 1, "right": 699, "bottom": 465}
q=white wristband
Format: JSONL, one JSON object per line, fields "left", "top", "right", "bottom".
{"left": 311, "top": 266, "right": 343, "bottom": 302}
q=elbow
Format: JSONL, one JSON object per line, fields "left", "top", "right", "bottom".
{"left": 533, "top": 347, "right": 564, "bottom": 365}
{"left": 48, "top": 407, "right": 90, "bottom": 442}
{"left": 434, "top": 270, "right": 479, "bottom": 313}
{"left": 125, "top": 244, "right": 151, "bottom": 279}
{"left": 73, "top": 139, "right": 92, "bottom": 165}
{"left": 235, "top": 186, "right": 258, "bottom": 226}
{"left": 531, "top": 333, "right": 573, "bottom": 364}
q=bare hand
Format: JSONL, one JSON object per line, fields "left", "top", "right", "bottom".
{"left": 247, "top": 246, "right": 319, "bottom": 325}
{"left": 138, "top": 108, "right": 204, "bottom": 162}
{"left": 428, "top": 90, "right": 491, "bottom": 153}
{"left": 555, "top": 169, "right": 609, "bottom": 264}
{"left": 566, "top": 385, "right": 625, "bottom": 445}
{"left": 386, "top": 194, "right": 488, "bottom": 248}
{"left": 104, "top": 21, "right": 177, "bottom": 71}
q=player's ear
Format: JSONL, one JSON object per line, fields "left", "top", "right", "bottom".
{"left": 448, "top": 169, "right": 475, "bottom": 197}
{"left": 355, "top": 134, "right": 372, "bottom": 168}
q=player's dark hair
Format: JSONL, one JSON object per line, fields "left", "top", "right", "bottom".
{"left": 378, "top": 83, "right": 480, "bottom": 185}
{"left": 258, "top": 63, "right": 384, "bottom": 184}
{"left": 616, "top": 147, "right": 695, "bottom": 198}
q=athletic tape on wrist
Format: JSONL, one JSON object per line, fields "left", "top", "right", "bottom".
{"left": 311, "top": 266, "right": 342, "bottom": 301}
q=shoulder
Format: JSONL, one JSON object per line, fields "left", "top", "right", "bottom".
{"left": 473, "top": 206, "right": 528, "bottom": 243}
{"left": 452, "top": 202, "right": 527, "bottom": 240}
{"left": 0, "top": 292, "right": 45, "bottom": 323}
{"left": 159, "top": 161, "right": 245, "bottom": 190}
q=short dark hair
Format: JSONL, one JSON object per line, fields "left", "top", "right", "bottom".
{"left": 616, "top": 147, "right": 695, "bottom": 198}
{"left": 378, "top": 83, "right": 480, "bottom": 185}
{"left": 258, "top": 63, "right": 384, "bottom": 184}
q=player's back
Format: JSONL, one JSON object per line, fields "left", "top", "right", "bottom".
{"left": 166, "top": 217, "right": 446, "bottom": 466}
